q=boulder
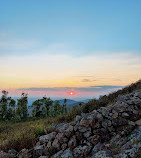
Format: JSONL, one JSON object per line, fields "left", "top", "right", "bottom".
{"left": 92, "top": 150, "right": 112, "bottom": 158}
{"left": 73, "top": 145, "right": 92, "bottom": 158}
{"left": 39, "top": 132, "right": 57, "bottom": 144}
{"left": 52, "top": 139, "right": 61, "bottom": 151}
{"left": 75, "top": 115, "right": 82, "bottom": 122}
{"left": 135, "top": 119, "right": 141, "bottom": 126}
{"left": 33, "top": 145, "right": 43, "bottom": 158}
{"left": 87, "top": 135, "right": 100, "bottom": 145}
{"left": 68, "top": 136, "right": 77, "bottom": 149}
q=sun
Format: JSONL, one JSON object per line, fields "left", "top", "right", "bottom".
{"left": 66, "top": 90, "right": 77, "bottom": 96}
{"left": 70, "top": 92, "right": 73, "bottom": 95}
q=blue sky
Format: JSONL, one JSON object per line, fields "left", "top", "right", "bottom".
{"left": 0, "top": 0, "right": 141, "bottom": 99}
{"left": 0, "top": 0, "right": 141, "bottom": 55}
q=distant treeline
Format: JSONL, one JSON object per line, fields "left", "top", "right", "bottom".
{"left": 0, "top": 90, "right": 67, "bottom": 121}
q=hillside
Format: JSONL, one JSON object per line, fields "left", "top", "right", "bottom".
{"left": 0, "top": 80, "right": 141, "bottom": 158}
{"left": 1, "top": 88, "right": 141, "bottom": 158}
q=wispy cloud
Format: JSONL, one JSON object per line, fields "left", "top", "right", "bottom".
{"left": 81, "top": 79, "right": 97, "bottom": 82}
{"left": 72, "top": 76, "right": 94, "bottom": 78}
{"left": 18, "top": 85, "right": 123, "bottom": 92}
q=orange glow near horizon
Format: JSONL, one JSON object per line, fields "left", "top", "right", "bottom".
{"left": 68, "top": 90, "right": 78, "bottom": 96}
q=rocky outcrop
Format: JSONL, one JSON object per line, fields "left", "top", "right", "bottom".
{"left": 1, "top": 90, "right": 141, "bottom": 158}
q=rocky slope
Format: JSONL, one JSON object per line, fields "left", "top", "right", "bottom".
{"left": 1, "top": 90, "right": 141, "bottom": 158}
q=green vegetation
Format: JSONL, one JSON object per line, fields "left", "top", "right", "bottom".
{"left": 0, "top": 79, "right": 141, "bottom": 151}
{"left": 0, "top": 92, "right": 68, "bottom": 121}
{"left": 82, "top": 79, "right": 141, "bottom": 113}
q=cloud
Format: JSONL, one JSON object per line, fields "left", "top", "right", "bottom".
{"left": 72, "top": 76, "right": 94, "bottom": 78}
{"left": 81, "top": 79, "right": 97, "bottom": 82}
{"left": 18, "top": 85, "right": 123, "bottom": 92}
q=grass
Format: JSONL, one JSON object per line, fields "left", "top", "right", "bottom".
{"left": 0, "top": 107, "right": 81, "bottom": 152}
{"left": 0, "top": 79, "right": 141, "bottom": 152}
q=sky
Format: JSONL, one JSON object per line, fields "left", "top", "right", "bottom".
{"left": 0, "top": 0, "right": 141, "bottom": 100}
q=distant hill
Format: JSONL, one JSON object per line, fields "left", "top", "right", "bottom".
{"left": 54, "top": 99, "right": 78, "bottom": 105}
{"left": 67, "top": 101, "right": 84, "bottom": 111}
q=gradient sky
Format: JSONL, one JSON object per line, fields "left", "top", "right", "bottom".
{"left": 0, "top": 0, "right": 141, "bottom": 99}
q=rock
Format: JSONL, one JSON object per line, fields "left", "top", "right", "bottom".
{"left": 39, "top": 132, "right": 57, "bottom": 144}
{"left": 128, "top": 120, "right": 135, "bottom": 126}
{"left": 94, "top": 112, "right": 103, "bottom": 121}
{"left": 18, "top": 149, "right": 29, "bottom": 158}
{"left": 56, "top": 133, "right": 68, "bottom": 144}
{"left": 80, "top": 118, "right": 89, "bottom": 128}
{"left": 117, "top": 146, "right": 140, "bottom": 158}
{"left": 92, "top": 150, "right": 112, "bottom": 158}
{"left": 33, "top": 145, "right": 43, "bottom": 158}
{"left": 133, "top": 110, "right": 138, "bottom": 114}
{"left": 135, "top": 119, "right": 141, "bottom": 125}
{"left": 139, "top": 108, "right": 141, "bottom": 115}
{"left": 8, "top": 149, "right": 17, "bottom": 157}
{"left": 81, "top": 113, "right": 87, "bottom": 118}
{"left": 112, "top": 117, "right": 128, "bottom": 126}
{"left": 87, "top": 135, "right": 100, "bottom": 145}
{"left": 78, "top": 126, "right": 88, "bottom": 133}
{"left": 116, "top": 125, "right": 134, "bottom": 136}
{"left": 52, "top": 139, "right": 61, "bottom": 150}
{"left": 75, "top": 115, "right": 82, "bottom": 122}
{"left": 129, "top": 114, "right": 140, "bottom": 121}
{"left": 83, "top": 129, "right": 92, "bottom": 138}
{"left": 92, "top": 142, "right": 103, "bottom": 154}
{"left": 68, "top": 125, "right": 74, "bottom": 132}
{"left": 56, "top": 123, "right": 71, "bottom": 132}
{"left": 68, "top": 136, "right": 77, "bottom": 149}
{"left": 100, "top": 107, "right": 111, "bottom": 118}
{"left": 88, "top": 115, "right": 95, "bottom": 128}
{"left": 60, "top": 148, "right": 73, "bottom": 158}
{"left": 122, "top": 112, "right": 129, "bottom": 118}
{"left": 42, "top": 146, "right": 49, "bottom": 156}
{"left": 51, "top": 150, "right": 63, "bottom": 158}
{"left": 0, "top": 151, "right": 14, "bottom": 158}
{"left": 51, "top": 149, "right": 73, "bottom": 158}
{"left": 64, "top": 131, "right": 72, "bottom": 138}
{"left": 112, "top": 110, "right": 118, "bottom": 119}
{"left": 47, "top": 141, "right": 52, "bottom": 148}
{"left": 102, "top": 119, "right": 111, "bottom": 128}
{"left": 61, "top": 143, "right": 68, "bottom": 150}
{"left": 75, "top": 131, "right": 83, "bottom": 140}
{"left": 73, "top": 145, "right": 92, "bottom": 158}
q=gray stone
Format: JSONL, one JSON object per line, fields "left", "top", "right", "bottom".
{"left": 75, "top": 115, "right": 82, "bottom": 122}
{"left": 33, "top": 145, "right": 43, "bottom": 158}
{"left": 92, "top": 142, "right": 103, "bottom": 154}
{"left": 73, "top": 145, "right": 92, "bottom": 158}
{"left": 68, "top": 136, "right": 77, "bottom": 148}
{"left": 60, "top": 148, "right": 73, "bottom": 158}
{"left": 92, "top": 150, "right": 111, "bottom": 158}
{"left": 51, "top": 150, "right": 63, "bottom": 158}
{"left": 122, "top": 112, "right": 129, "bottom": 118}
{"left": 78, "top": 126, "right": 88, "bottom": 133}
{"left": 39, "top": 132, "right": 57, "bottom": 144}
{"left": 52, "top": 139, "right": 61, "bottom": 150}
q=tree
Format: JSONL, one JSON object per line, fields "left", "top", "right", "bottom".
{"left": 62, "top": 99, "right": 67, "bottom": 114}
{"left": 54, "top": 101, "right": 61, "bottom": 116}
{"left": 17, "top": 93, "right": 28, "bottom": 119}
{"left": 31, "top": 99, "right": 42, "bottom": 117}
{"left": 42, "top": 97, "right": 53, "bottom": 117}
{"left": 0, "top": 90, "right": 16, "bottom": 120}
{"left": 0, "top": 90, "right": 8, "bottom": 119}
